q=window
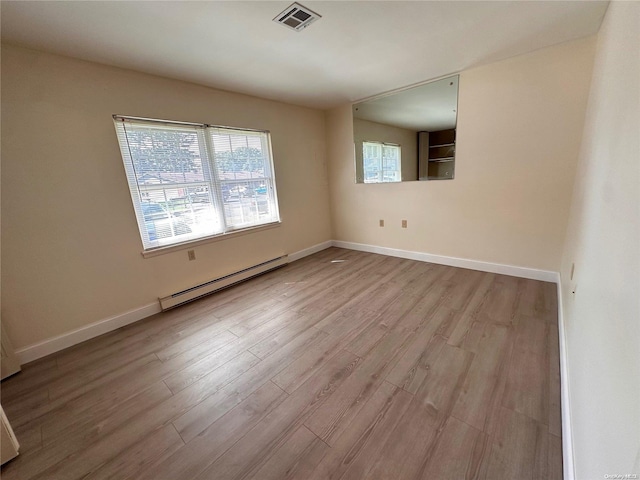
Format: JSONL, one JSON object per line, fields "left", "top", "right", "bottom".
{"left": 114, "top": 116, "right": 280, "bottom": 250}
{"left": 362, "top": 141, "right": 401, "bottom": 183}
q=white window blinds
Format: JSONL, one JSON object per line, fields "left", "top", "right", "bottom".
{"left": 114, "top": 117, "right": 280, "bottom": 250}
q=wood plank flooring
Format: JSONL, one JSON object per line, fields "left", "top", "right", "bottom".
{"left": 0, "top": 247, "right": 562, "bottom": 479}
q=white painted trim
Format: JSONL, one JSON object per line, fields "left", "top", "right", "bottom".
{"left": 556, "top": 274, "right": 576, "bottom": 480}
{"left": 288, "top": 240, "right": 333, "bottom": 262}
{"left": 332, "top": 240, "right": 557, "bottom": 282}
{"left": 15, "top": 302, "right": 161, "bottom": 364}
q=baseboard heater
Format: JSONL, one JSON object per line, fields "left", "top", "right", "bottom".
{"left": 159, "top": 255, "right": 289, "bottom": 311}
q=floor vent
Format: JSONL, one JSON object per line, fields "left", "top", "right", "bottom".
{"left": 159, "top": 255, "right": 288, "bottom": 310}
{"left": 273, "top": 2, "right": 321, "bottom": 32}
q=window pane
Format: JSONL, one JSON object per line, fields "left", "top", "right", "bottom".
{"left": 209, "top": 128, "right": 279, "bottom": 229}
{"left": 363, "top": 142, "right": 382, "bottom": 183}
{"left": 123, "top": 124, "right": 208, "bottom": 185}
{"left": 221, "top": 180, "right": 277, "bottom": 228}
{"left": 139, "top": 186, "right": 221, "bottom": 246}
{"left": 362, "top": 142, "right": 401, "bottom": 183}
{"left": 210, "top": 131, "right": 268, "bottom": 181}
{"left": 382, "top": 145, "right": 401, "bottom": 182}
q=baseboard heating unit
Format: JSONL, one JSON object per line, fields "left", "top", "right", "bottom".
{"left": 159, "top": 255, "right": 289, "bottom": 310}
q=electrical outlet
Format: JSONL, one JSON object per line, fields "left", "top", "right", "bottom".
{"left": 402, "top": 220, "right": 407, "bottom": 228}
{"left": 187, "top": 250, "right": 196, "bottom": 261}
{"left": 379, "top": 219, "right": 384, "bottom": 227}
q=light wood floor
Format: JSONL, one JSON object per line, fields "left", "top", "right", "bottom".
{"left": 1, "top": 248, "right": 562, "bottom": 480}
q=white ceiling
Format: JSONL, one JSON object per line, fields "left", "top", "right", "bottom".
{"left": 354, "top": 74, "right": 459, "bottom": 131}
{"left": 0, "top": 1, "right": 608, "bottom": 109}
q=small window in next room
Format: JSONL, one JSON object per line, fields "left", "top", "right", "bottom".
{"left": 114, "top": 116, "right": 280, "bottom": 251}
{"left": 362, "top": 141, "right": 401, "bottom": 183}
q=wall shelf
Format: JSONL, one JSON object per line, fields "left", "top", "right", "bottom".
{"left": 428, "top": 157, "right": 454, "bottom": 163}
{"left": 423, "top": 128, "right": 456, "bottom": 180}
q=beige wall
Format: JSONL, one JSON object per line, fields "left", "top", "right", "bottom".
{"left": 1, "top": 45, "right": 332, "bottom": 350}
{"left": 353, "top": 118, "right": 418, "bottom": 182}
{"left": 327, "top": 37, "right": 596, "bottom": 272}
{"left": 559, "top": 3, "right": 640, "bottom": 478}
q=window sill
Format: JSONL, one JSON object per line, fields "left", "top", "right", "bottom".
{"left": 140, "top": 221, "right": 281, "bottom": 258}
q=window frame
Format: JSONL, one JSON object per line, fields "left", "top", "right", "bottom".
{"left": 114, "top": 115, "right": 281, "bottom": 254}
{"left": 362, "top": 141, "right": 402, "bottom": 183}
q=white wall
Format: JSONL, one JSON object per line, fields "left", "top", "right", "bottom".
{"left": 559, "top": 2, "right": 640, "bottom": 478}
{"left": 326, "top": 37, "right": 596, "bottom": 273}
{"left": 1, "top": 45, "right": 332, "bottom": 351}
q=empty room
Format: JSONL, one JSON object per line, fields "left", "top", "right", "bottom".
{"left": 0, "top": 1, "right": 638, "bottom": 479}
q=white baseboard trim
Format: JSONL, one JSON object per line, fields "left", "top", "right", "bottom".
{"left": 332, "top": 240, "right": 557, "bottom": 282}
{"left": 288, "top": 240, "right": 333, "bottom": 262}
{"left": 556, "top": 275, "right": 576, "bottom": 480}
{"left": 15, "top": 302, "right": 161, "bottom": 364}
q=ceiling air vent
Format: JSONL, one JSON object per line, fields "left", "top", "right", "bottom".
{"left": 274, "top": 2, "right": 321, "bottom": 32}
